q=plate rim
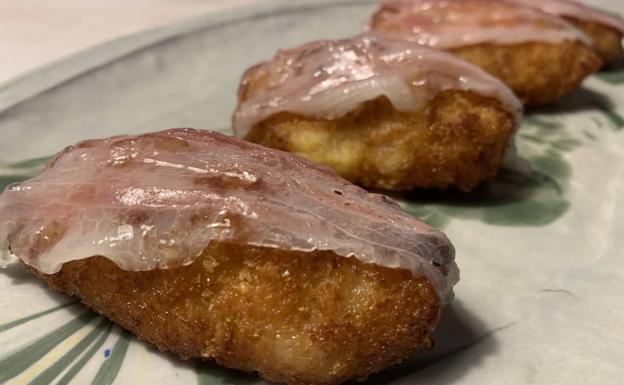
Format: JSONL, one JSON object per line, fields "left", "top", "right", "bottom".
{"left": 0, "top": 0, "right": 376, "bottom": 114}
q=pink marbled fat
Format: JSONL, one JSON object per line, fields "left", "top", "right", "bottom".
{"left": 233, "top": 35, "right": 521, "bottom": 138}
{"left": 0, "top": 128, "right": 459, "bottom": 301}
{"left": 507, "top": 0, "right": 624, "bottom": 33}
{"left": 368, "top": 0, "right": 591, "bottom": 48}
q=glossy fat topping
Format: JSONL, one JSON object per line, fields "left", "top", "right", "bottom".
{"left": 368, "top": 0, "right": 591, "bottom": 49}
{"left": 0, "top": 129, "right": 458, "bottom": 301}
{"left": 233, "top": 35, "right": 521, "bottom": 138}
{"left": 507, "top": 0, "right": 624, "bottom": 33}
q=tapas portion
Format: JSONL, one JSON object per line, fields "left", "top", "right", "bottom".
{"left": 234, "top": 35, "right": 521, "bottom": 191}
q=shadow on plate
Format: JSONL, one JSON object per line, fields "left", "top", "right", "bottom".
{"left": 595, "top": 57, "right": 624, "bottom": 85}
{"left": 533, "top": 87, "right": 624, "bottom": 130}
{"left": 0, "top": 155, "right": 52, "bottom": 190}
{"left": 397, "top": 135, "right": 573, "bottom": 229}
{"left": 398, "top": 163, "right": 570, "bottom": 229}
{"left": 395, "top": 88, "right": 624, "bottom": 228}
{"left": 397, "top": 85, "right": 624, "bottom": 229}
{"left": 355, "top": 300, "right": 507, "bottom": 385}
{"left": 187, "top": 300, "right": 502, "bottom": 385}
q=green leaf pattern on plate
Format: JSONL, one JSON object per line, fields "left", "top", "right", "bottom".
{"left": 399, "top": 93, "right": 624, "bottom": 229}
{"left": 0, "top": 156, "right": 52, "bottom": 191}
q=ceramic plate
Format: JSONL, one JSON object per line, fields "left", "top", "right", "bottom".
{"left": 1, "top": 0, "right": 624, "bottom": 384}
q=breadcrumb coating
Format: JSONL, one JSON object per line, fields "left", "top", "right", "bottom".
{"left": 566, "top": 18, "right": 624, "bottom": 67}
{"left": 450, "top": 41, "right": 602, "bottom": 105}
{"left": 29, "top": 241, "right": 441, "bottom": 385}
{"left": 245, "top": 90, "right": 516, "bottom": 191}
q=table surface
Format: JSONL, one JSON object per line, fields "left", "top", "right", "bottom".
{"left": 0, "top": 0, "right": 257, "bottom": 86}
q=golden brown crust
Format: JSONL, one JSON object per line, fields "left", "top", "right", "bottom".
{"left": 450, "top": 41, "right": 602, "bottom": 105}
{"left": 29, "top": 242, "right": 440, "bottom": 385}
{"left": 244, "top": 91, "right": 515, "bottom": 192}
{"left": 238, "top": 61, "right": 270, "bottom": 102}
{"left": 368, "top": 5, "right": 602, "bottom": 104}
{"left": 566, "top": 18, "right": 624, "bottom": 67}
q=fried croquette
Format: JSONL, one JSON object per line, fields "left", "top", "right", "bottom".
{"left": 28, "top": 242, "right": 440, "bottom": 385}
{"left": 0, "top": 128, "right": 458, "bottom": 385}
{"left": 234, "top": 36, "right": 521, "bottom": 191}
{"left": 245, "top": 91, "right": 516, "bottom": 192}
{"left": 503, "top": 0, "right": 624, "bottom": 67}
{"left": 566, "top": 18, "right": 624, "bottom": 66}
{"left": 368, "top": 0, "right": 603, "bottom": 105}
{"left": 449, "top": 41, "right": 602, "bottom": 105}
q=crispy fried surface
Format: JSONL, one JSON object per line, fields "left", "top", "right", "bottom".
{"left": 450, "top": 41, "right": 602, "bottom": 105}
{"left": 30, "top": 242, "right": 440, "bottom": 385}
{"left": 368, "top": 6, "right": 602, "bottom": 105}
{"left": 245, "top": 91, "right": 515, "bottom": 191}
{"left": 567, "top": 18, "right": 624, "bottom": 67}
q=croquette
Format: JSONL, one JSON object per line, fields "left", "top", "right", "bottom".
{"left": 449, "top": 41, "right": 601, "bottom": 105}
{"left": 368, "top": 0, "right": 603, "bottom": 105}
{"left": 503, "top": 0, "right": 624, "bottom": 67}
{"left": 28, "top": 242, "right": 440, "bottom": 385}
{"left": 234, "top": 36, "right": 520, "bottom": 192}
{"left": 566, "top": 18, "right": 623, "bottom": 66}
{"left": 0, "top": 128, "right": 458, "bottom": 385}
{"left": 245, "top": 91, "right": 516, "bottom": 192}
